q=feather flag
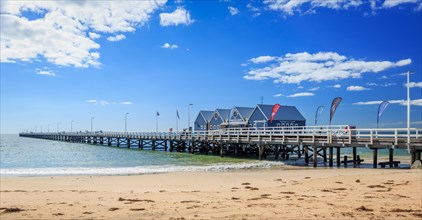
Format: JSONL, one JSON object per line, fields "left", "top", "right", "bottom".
{"left": 176, "top": 110, "right": 180, "bottom": 119}
{"left": 329, "top": 97, "right": 342, "bottom": 125}
{"left": 156, "top": 111, "right": 160, "bottom": 116}
{"left": 377, "top": 101, "right": 389, "bottom": 128}
{"left": 270, "top": 104, "right": 281, "bottom": 123}
{"left": 315, "top": 106, "right": 324, "bottom": 126}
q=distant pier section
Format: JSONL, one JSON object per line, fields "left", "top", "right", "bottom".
{"left": 20, "top": 125, "right": 422, "bottom": 168}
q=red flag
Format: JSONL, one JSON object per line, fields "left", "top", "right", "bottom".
{"left": 270, "top": 104, "right": 281, "bottom": 123}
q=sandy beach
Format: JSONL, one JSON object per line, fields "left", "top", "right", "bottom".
{"left": 1, "top": 168, "right": 421, "bottom": 219}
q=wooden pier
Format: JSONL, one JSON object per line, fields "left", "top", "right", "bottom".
{"left": 19, "top": 126, "right": 422, "bottom": 168}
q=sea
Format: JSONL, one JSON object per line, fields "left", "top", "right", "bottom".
{"left": 0, "top": 134, "right": 411, "bottom": 177}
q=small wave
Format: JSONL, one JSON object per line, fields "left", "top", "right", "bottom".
{"left": 0, "top": 161, "right": 285, "bottom": 176}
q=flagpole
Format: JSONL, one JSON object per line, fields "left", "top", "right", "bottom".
{"left": 156, "top": 113, "right": 158, "bottom": 133}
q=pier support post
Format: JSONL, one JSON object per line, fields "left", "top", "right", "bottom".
{"left": 329, "top": 147, "right": 333, "bottom": 167}
{"left": 336, "top": 147, "right": 341, "bottom": 167}
{"left": 344, "top": 155, "right": 348, "bottom": 167}
{"left": 297, "top": 145, "right": 301, "bottom": 158}
{"left": 353, "top": 147, "right": 357, "bottom": 165}
{"left": 323, "top": 147, "right": 327, "bottom": 163}
{"left": 274, "top": 145, "right": 279, "bottom": 160}
{"left": 373, "top": 148, "right": 378, "bottom": 168}
{"left": 116, "top": 138, "right": 120, "bottom": 147}
{"left": 389, "top": 148, "right": 394, "bottom": 167}
{"left": 313, "top": 146, "right": 317, "bottom": 168}
{"left": 127, "top": 138, "right": 131, "bottom": 148}
{"left": 169, "top": 140, "right": 174, "bottom": 152}
{"left": 108, "top": 138, "right": 111, "bottom": 146}
{"left": 152, "top": 140, "right": 156, "bottom": 150}
{"left": 164, "top": 140, "right": 168, "bottom": 152}
{"left": 258, "top": 145, "right": 265, "bottom": 160}
{"left": 220, "top": 144, "right": 224, "bottom": 158}
{"left": 304, "top": 146, "right": 309, "bottom": 165}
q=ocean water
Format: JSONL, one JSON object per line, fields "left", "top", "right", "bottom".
{"left": 0, "top": 134, "right": 283, "bottom": 176}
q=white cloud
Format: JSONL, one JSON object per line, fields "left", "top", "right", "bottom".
{"left": 354, "top": 99, "right": 422, "bottom": 106}
{"left": 406, "top": 82, "right": 422, "bottom": 88}
{"left": 243, "top": 51, "right": 411, "bottom": 84}
{"left": 159, "top": 7, "right": 194, "bottom": 26}
{"left": 228, "top": 6, "right": 240, "bottom": 15}
{"left": 161, "top": 43, "right": 178, "bottom": 49}
{"left": 249, "top": 56, "right": 277, "bottom": 64}
{"left": 1, "top": 0, "right": 166, "bottom": 68}
{"left": 382, "top": 0, "right": 419, "bottom": 8}
{"left": 120, "top": 101, "right": 133, "bottom": 105}
{"left": 87, "top": 99, "right": 133, "bottom": 106}
{"left": 309, "top": 87, "right": 320, "bottom": 91}
{"left": 273, "top": 93, "right": 283, "bottom": 97}
{"left": 107, "top": 34, "right": 126, "bottom": 42}
{"left": 35, "top": 68, "right": 56, "bottom": 77}
{"left": 262, "top": 0, "right": 421, "bottom": 15}
{"left": 367, "top": 82, "right": 396, "bottom": 87}
{"left": 347, "top": 86, "right": 369, "bottom": 91}
{"left": 89, "top": 32, "right": 101, "bottom": 39}
{"left": 333, "top": 84, "right": 341, "bottom": 88}
{"left": 287, "top": 92, "right": 315, "bottom": 97}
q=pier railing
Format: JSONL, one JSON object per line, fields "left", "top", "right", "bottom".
{"left": 20, "top": 125, "right": 422, "bottom": 148}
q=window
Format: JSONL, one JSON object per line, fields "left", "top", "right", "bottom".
{"left": 217, "top": 125, "right": 220, "bottom": 129}
{"left": 281, "top": 122, "right": 285, "bottom": 127}
{"left": 294, "top": 123, "right": 298, "bottom": 126}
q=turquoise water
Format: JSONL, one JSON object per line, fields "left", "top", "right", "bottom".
{"left": 0, "top": 134, "right": 280, "bottom": 176}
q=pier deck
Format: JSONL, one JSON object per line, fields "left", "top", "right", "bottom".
{"left": 19, "top": 125, "right": 422, "bottom": 168}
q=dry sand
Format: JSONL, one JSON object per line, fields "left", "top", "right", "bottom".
{"left": 1, "top": 168, "right": 421, "bottom": 219}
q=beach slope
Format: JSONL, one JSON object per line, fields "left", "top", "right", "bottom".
{"left": 1, "top": 168, "right": 421, "bottom": 219}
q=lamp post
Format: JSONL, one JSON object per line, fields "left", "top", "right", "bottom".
{"left": 91, "top": 117, "right": 95, "bottom": 133}
{"left": 71, "top": 120, "right": 74, "bottom": 132}
{"left": 407, "top": 70, "right": 413, "bottom": 151}
{"left": 188, "top": 104, "right": 193, "bottom": 132}
{"left": 125, "top": 113, "right": 129, "bottom": 133}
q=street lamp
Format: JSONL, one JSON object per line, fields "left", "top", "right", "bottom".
{"left": 188, "top": 104, "right": 193, "bottom": 132}
{"left": 91, "top": 117, "right": 95, "bottom": 133}
{"left": 407, "top": 70, "right": 413, "bottom": 151}
{"left": 71, "top": 120, "right": 74, "bottom": 132}
{"left": 125, "top": 113, "right": 129, "bottom": 133}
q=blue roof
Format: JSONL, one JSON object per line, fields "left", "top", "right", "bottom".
{"left": 216, "top": 109, "right": 231, "bottom": 122}
{"left": 233, "top": 107, "right": 255, "bottom": 121}
{"left": 256, "top": 104, "right": 306, "bottom": 121}
{"left": 200, "top": 110, "right": 214, "bottom": 122}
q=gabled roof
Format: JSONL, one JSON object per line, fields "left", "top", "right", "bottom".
{"left": 215, "top": 109, "right": 231, "bottom": 122}
{"left": 233, "top": 107, "right": 255, "bottom": 121}
{"left": 256, "top": 104, "right": 306, "bottom": 121}
{"left": 200, "top": 110, "right": 214, "bottom": 122}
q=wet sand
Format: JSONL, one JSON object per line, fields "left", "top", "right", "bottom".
{"left": 1, "top": 168, "right": 421, "bottom": 219}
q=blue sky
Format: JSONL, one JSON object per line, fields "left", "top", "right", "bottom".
{"left": 1, "top": 0, "right": 421, "bottom": 133}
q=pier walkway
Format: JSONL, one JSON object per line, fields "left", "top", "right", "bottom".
{"left": 19, "top": 125, "right": 422, "bottom": 168}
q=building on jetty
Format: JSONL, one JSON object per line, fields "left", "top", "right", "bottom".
{"left": 249, "top": 104, "right": 306, "bottom": 128}
{"left": 209, "top": 109, "right": 231, "bottom": 130}
{"left": 194, "top": 110, "right": 214, "bottom": 131}
{"left": 224, "top": 106, "right": 255, "bottom": 128}
{"left": 195, "top": 104, "right": 306, "bottom": 131}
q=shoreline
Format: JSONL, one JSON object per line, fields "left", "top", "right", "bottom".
{"left": 1, "top": 168, "right": 421, "bottom": 219}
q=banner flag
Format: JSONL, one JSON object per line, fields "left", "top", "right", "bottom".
{"left": 377, "top": 101, "right": 389, "bottom": 127}
{"left": 315, "top": 105, "right": 325, "bottom": 126}
{"left": 156, "top": 111, "right": 160, "bottom": 116}
{"left": 176, "top": 110, "right": 180, "bottom": 119}
{"left": 329, "top": 97, "right": 342, "bottom": 124}
{"left": 270, "top": 104, "right": 281, "bottom": 123}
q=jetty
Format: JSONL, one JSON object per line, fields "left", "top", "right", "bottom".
{"left": 19, "top": 125, "right": 422, "bottom": 168}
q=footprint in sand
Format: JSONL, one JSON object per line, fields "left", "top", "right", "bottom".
{"left": 108, "top": 208, "right": 119, "bottom": 211}
{"left": 241, "top": 182, "right": 251, "bottom": 185}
